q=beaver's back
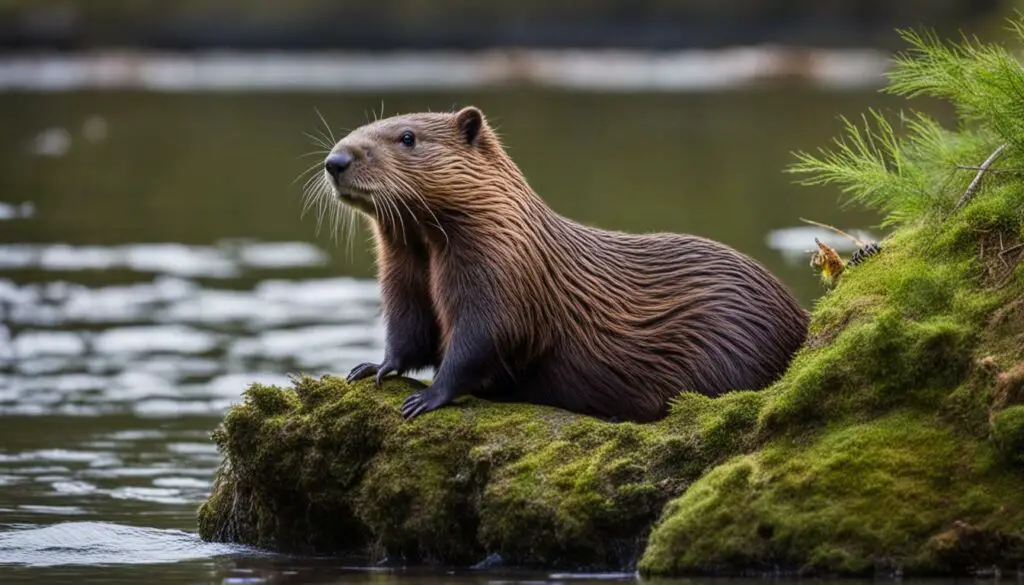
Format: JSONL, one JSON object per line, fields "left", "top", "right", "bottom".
{"left": 521, "top": 224, "right": 809, "bottom": 422}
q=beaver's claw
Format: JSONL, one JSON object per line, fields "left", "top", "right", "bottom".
{"left": 401, "top": 388, "right": 450, "bottom": 419}
{"left": 346, "top": 360, "right": 397, "bottom": 387}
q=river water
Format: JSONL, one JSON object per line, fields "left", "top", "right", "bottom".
{"left": 0, "top": 85, "right": 950, "bottom": 583}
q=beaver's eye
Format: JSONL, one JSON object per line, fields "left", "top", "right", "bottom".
{"left": 399, "top": 131, "right": 415, "bottom": 147}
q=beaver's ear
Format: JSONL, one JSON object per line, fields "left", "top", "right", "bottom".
{"left": 456, "top": 106, "right": 484, "bottom": 147}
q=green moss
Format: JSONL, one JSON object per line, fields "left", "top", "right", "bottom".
{"left": 640, "top": 413, "right": 1024, "bottom": 576}
{"left": 991, "top": 405, "right": 1024, "bottom": 466}
{"left": 199, "top": 18, "right": 1024, "bottom": 577}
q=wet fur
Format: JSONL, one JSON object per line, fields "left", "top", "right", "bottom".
{"left": 326, "top": 107, "right": 810, "bottom": 422}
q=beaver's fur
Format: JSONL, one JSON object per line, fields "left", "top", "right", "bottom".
{"left": 322, "top": 106, "right": 809, "bottom": 421}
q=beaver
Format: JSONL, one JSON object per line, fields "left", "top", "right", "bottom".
{"left": 318, "top": 106, "right": 809, "bottom": 422}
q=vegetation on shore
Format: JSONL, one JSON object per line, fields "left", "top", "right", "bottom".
{"left": 198, "top": 18, "right": 1024, "bottom": 577}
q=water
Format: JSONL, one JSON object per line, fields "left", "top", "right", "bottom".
{"left": 0, "top": 87, "right": 951, "bottom": 583}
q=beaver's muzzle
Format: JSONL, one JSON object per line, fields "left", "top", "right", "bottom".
{"left": 324, "top": 150, "right": 353, "bottom": 182}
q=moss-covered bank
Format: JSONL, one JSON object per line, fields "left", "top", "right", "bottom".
{"left": 199, "top": 21, "right": 1024, "bottom": 577}
{"left": 197, "top": 374, "right": 766, "bottom": 568}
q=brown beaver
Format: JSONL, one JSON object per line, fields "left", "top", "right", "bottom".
{"left": 318, "top": 106, "right": 809, "bottom": 422}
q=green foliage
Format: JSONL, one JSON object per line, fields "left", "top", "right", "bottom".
{"left": 789, "top": 110, "right": 927, "bottom": 227}
{"left": 887, "top": 24, "right": 1024, "bottom": 149}
{"left": 789, "top": 15, "right": 1024, "bottom": 228}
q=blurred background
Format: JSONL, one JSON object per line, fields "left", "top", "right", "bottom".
{"left": 0, "top": 1, "right": 1021, "bottom": 583}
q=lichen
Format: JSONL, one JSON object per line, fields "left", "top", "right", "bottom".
{"left": 199, "top": 18, "right": 1024, "bottom": 577}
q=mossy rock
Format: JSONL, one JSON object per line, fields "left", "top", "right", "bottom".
{"left": 197, "top": 376, "right": 758, "bottom": 568}
{"left": 199, "top": 20, "right": 1024, "bottom": 577}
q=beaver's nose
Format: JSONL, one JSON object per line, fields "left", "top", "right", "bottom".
{"left": 324, "top": 151, "right": 353, "bottom": 179}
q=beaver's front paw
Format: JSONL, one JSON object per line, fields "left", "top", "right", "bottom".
{"left": 346, "top": 360, "right": 398, "bottom": 387}
{"left": 401, "top": 388, "right": 452, "bottom": 419}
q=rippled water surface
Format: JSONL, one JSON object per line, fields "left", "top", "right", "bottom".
{"left": 0, "top": 87, "right": 950, "bottom": 583}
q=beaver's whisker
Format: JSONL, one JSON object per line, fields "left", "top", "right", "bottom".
{"left": 295, "top": 163, "right": 325, "bottom": 188}
{"left": 380, "top": 195, "right": 399, "bottom": 243}
{"left": 384, "top": 192, "right": 407, "bottom": 246}
{"left": 385, "top": 199, "right": 401, "bottom": 243}
{"left": 297, "top": 166, "right": 324, "bottom": 186}
{"left": 395, "top": 177, "right": 446, "bottom": 245}
{"left": 314, "top": 129, "right": 334, "bottom": 150}
{"left": 301, "top": 167, "right": 328, "bottom": 194}
{"left": 312, "top": 199, "right": 325, "bottom": 235}
{"left": 311, "top": 121, "right": 333, "bottom": 143}
{"left": 370, "top": 197, "right": 386, "bottom": 236}
{"left": 300, "top": 192, "right": 315, "bottom": 217}
{"left": 314, "top": 107, "right": 337, "bottom": 144}
{"left": 351, "top": 206, "right": 360, "bottom": 259}
{"left": 330, "top": 200, "right": 342, "bottom": 245}
{"left": 326, "top": 201, "right": 335, "bottom": 244}
{"left": 415, "top": 192, "right": 448, "bottom": 245}
{"left": 303, "top": 131, "right": 332, "bottom": 151}
{"left": 344, "top": 204, "right": 352, "bottom": 260}
{"left": 303, "top": 133, "right": 331, "bottom": 150}
{"left": 300, "top": 173, "right": 323, "bottom": 198}
{"left": 300, "top": 177, "right": 320, "bottom": 209}
{"left": 300, "top": 183, "right": 318, "bottom": 217}
{"left": 384, "top": 179, "right": 421, "bottom": 237}
{"left": 369, "top": 192, "right": 391, "bottom": 239}
{"left": 393, "top": 190, "right": 419, "bottom": 232}
{"left": 344, "top": 204, "right": 357, "bottom": 262}
{"left": 302, "top": 176, "right": 329, "bottom": 218}
{"left": 313, "top": 182, "right": 332, "bottom": 236}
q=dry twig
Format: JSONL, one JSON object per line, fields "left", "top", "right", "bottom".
{"left": 956, "top": 165, "right": 1024, "bottom": 173}
{"left": 1000, "top": 242, "right": 1024, "bottom": 257}
{"left": 798, "top": 217, "right": 868, "bottom": 248}
{"left": 951, "top": 144, "right": 1008, "bottom": 216}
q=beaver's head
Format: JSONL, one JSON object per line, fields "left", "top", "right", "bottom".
{"left": 323, "top": 106, "right": 517, "bottom": 223}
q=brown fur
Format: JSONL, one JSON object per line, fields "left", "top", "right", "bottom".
{"left": 325, "top": 106, "right": 810, "bottom": 422}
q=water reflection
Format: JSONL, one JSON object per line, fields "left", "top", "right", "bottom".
{"left": 0, "top": 241, "right": 328, "bottom": 276}
{"left": 0, "top": 240, "right": 384, "bottom": 417}
{"left": 0, "top": 522, "right": 263, "bottom": 566}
